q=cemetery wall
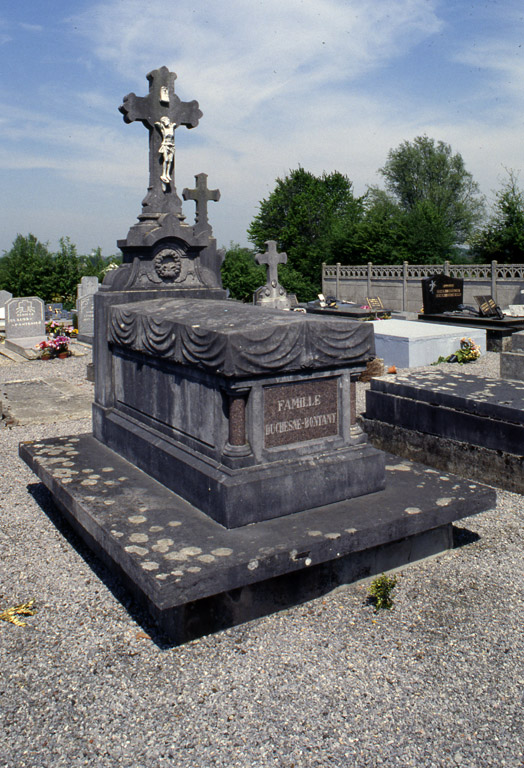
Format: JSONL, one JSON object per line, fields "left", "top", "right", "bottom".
{"left": 322, "top": 261, "right": 524, "bottom": 312}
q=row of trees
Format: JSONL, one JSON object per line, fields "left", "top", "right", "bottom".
{"left": 0, "top": 235, "right": 120, "bottom": 306}
{"left": 222, "top": 136, "right": 524, "bottom": 301}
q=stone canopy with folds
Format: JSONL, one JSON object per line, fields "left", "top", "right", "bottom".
{"left": 108, "top": 298, "right": 375, "bottom": 377}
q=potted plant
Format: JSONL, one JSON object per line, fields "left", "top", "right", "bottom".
{"left": 53, "top": 335, "right": 71, "bottom": 359}
{"left": 36, "top": 340, "right": 54, "bottom": 360}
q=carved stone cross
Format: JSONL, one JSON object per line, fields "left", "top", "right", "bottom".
{"left": 255, "top": 241, "right": 287, "bottom": 287}
{"left": 182, "top": 173, "right": 220, "bottom": 233}
{"left": 119, "top": 66, "right": 202, "bottom": 218}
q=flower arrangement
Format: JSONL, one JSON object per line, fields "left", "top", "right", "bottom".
{"left": 433, "top": 337, "right": 481, "bottom": 365}
{"left": 36, "top": 336, "right": 71, "bottom": 359}
{"left": 45, "top": 320, "right": 77, "bottom": 338}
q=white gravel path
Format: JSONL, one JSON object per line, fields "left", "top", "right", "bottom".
{"left": 1, "top": 349, "right": 523, "bottom": 768}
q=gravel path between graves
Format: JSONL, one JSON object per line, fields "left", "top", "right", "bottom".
{"left": 1, "top": 350, "right": 524, "bottom": 768}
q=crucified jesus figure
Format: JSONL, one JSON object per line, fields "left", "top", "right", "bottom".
{"left": 155, "top": 116, "right": 177, "bottom": 189}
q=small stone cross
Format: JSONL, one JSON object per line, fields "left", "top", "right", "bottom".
{"left": 255, "top": 241, "right": 287, "bottom": 287}
{"left": 119, "top": 66, "right": 203, "bottom": 217}
{"left": 182, "top": 173, "right": 220, "bottom": 233}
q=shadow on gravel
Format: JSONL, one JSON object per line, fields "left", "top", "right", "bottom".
{"left": 452, "top": 525, "right": 480, "bottom": 549}
{"left": 27, "top": 482, "right": 177, "bottom": 649}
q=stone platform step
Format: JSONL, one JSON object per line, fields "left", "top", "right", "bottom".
{"left": 363, "top": 370, "right": 524, "bottom": 492}
{"left": 20, "top": 433, "right": 495, "bottom": 644}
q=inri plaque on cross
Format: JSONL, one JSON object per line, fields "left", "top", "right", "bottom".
{"left": 119, "top": 66, "right": 202, "bottom": 219}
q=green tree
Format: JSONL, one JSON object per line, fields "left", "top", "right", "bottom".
{"left": 471, "top": 172, "right": 524, "bottom": 263}
{"left": 380, "top": 135, "right": 484, "bottom": 248}
{"left": 248, "top": 168, "right": 361, "bottom": 288}
{"left": 0, "top": 234, "right": 55, "bottom": 299}
{"left": 51, "top": 237, "right": 85, "bottom": 306}
{"left": 221, "top": 244, "right": 266, "bottom": 302}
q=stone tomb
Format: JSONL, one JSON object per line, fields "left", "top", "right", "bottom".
{"left": 362, "top": 369, "right": 524, "bottom": 493}
{"left": 20, "top": 67, "right": 496, "bottom": 642}
{"left": 5, "top": 296, "right": 46, "bottom": 358}
{"left": 95, "top": 298, "right": 384, "bottom": 528}
{"left": 371, "top": 319, "right": 486, "bottom": 368}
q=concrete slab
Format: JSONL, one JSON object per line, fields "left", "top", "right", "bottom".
{"left": 1, "top": 378, "right": 93, "bottom": 425}
{"left": 371, "top": 320, "right": 486, "bottom": 368}
{"left": 20, "top": 434, "right": 495, "bottom": 644}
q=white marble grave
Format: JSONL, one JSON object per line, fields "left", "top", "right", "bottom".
{"left": 371, "top": 319, "right": 486, "bottom": 368}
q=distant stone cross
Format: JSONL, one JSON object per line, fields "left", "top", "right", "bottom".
{"left": 255, "top": 241, "right": 287, "bottom": 287}
{"left": 182, "top": 173, "right": 220, "bottom": 233}
{"left": 119, "top": 66, "right": 203, "bottom": 217}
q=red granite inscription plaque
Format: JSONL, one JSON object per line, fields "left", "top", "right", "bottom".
{"left": 264, "top": 378, "right": 338, "bottom": 448}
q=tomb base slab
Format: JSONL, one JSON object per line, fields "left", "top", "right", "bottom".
{"left": 20, "top": 434, "right": 495, "bottom": 645}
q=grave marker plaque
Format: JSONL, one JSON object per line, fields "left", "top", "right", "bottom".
{"left": 366, "top": 296, "right": 384, "bottom": 311}
{"left": 475, "top": 295, "right": 502, "bottom": 318}
{"left": 422, "top": 274, "right": 463, "bottom": 314}
{"left": 264, "top": 378, "right": 338, "bottom": 448}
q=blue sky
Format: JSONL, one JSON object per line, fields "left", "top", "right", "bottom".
{"left": 1, "top": 0, "right": 523, "bottom": 257}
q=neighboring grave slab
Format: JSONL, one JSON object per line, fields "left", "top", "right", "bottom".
{"left": 371, "top": 319, "right": 486, "bottom": 368}
{"left": 422, "top": 274, "right": 463, "bottom": 314}
{"left": 363, "top": 370, "right": 524, "bottom": 493}
{"left": 5, "top": 297, "right": 46, "bottom": 359}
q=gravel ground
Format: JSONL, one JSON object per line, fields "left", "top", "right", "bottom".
{"left": 1, "top": 349, "right": 523, "bottom": 768}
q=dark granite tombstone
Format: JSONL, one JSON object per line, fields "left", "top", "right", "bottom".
{"left": 20, "top": 67, "right": 496, "bottom": 643}
{"left": 422, "top": 274, "right": 463, "bottom": 314}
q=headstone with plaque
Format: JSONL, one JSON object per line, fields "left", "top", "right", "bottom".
{"left": 422, "top": 274, "right": 463, "bottom": 314}
{"left": 475, "top": 295, "right": 504, "bottom": 319}
{"left": 5, "top": 296, "right": 46, "bottom": 358}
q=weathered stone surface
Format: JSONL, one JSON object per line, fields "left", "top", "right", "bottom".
{"left": 2, "top": 378, "right": 92, "bottom": 425}
{"left": 500, "top": 349, "right": 524, "bottom": 381}
{"left": 107, "top": 299, "right": 375, "bottom": 376}
{"left": 20, "top": 435, "right": 496, "bottom": 644}
{"left": 363, "top": 369, "right": 524, "bottom": 490}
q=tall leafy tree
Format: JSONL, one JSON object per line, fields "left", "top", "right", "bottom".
{"left": 0, "top": 234, "right": 55, "bottom": 299}
{"left": 380, "top": 135, "right": 484, "bottom": 248}
{"left": 471, "top": 172, "right": 524, "bottom": 263}
{"left": 248, "top": 168, "right": 362, "bottom": 287}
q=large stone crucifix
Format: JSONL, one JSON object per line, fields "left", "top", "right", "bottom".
{"left": 182, "top": 173, "right": 220, "bottom": 233}
{"left": 119, "top": 66, "right": 202, "bottom": 218}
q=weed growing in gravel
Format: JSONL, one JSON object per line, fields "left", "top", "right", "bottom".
{"left": 368, "top": 573, "right": 397, "bottom": 610}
